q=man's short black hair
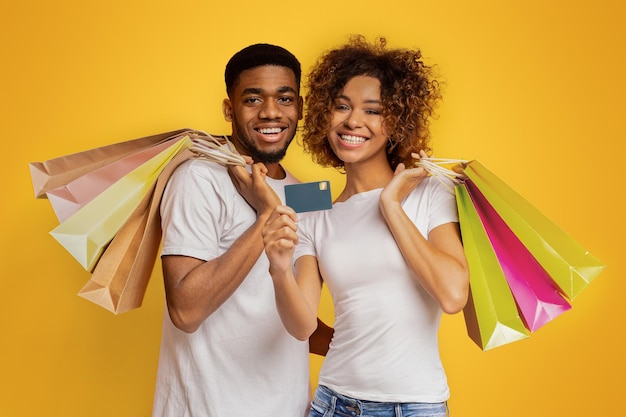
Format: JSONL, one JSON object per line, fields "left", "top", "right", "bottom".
{"left": 224, "top": 43, "right": 301, "bottom": 96}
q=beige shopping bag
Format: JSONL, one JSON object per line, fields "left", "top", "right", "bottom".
{"left": 78, "top": 149, "right": 195, "bottom": 314}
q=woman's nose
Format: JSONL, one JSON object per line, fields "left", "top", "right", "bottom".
{"left": 345, "top": 112, "right": 362, "bottom": 129}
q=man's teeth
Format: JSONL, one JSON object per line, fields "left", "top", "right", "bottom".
{"left": 341, "top": 134, "right": 366, "bottom": 144}
{"left": 258, "top": 128, "right": 283, "bottom": 134}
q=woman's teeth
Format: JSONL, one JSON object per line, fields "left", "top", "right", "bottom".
{"left": 340, "top": 134, "right": 366, "bottom": 144}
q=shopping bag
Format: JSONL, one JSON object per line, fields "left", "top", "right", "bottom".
{"left": 77, "top": 182, "right": 155, "bottom": 312}
{"left": 29, "top": 128, "right": 191, "bottom": 198}
{"left": 46, "top": 138, "right": 184, "bottom": 223}
{"left": 464, "top": 179, "right": 571, "bottom": 332}
{"left": 461, "top": 160, "right": 605, "bottom": 300}
{"left": 78, "top": 149, "right": 195, "bottom": 314}
{"left": 49, "top": 136, "right": 193, "bottom": 271}
{"left": 75, "top": 134, "right": 244, "bottom": 313}
{"left": 32, "top": 129, "right": 246, "bottom": 313}
{"left": 416, "top": 156, "right": 605, "bottom": 350}
{"left": 456, "top": 184, "right": 530, "bottom": 351}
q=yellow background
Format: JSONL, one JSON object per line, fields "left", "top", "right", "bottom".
{"left": 1, "top": 1, "right": 624, "bottom": 416}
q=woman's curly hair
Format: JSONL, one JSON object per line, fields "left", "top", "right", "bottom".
{"left": 302, "top": 35, "right": 442, "bottom": 171}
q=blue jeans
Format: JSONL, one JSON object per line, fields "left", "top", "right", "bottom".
{"left": 308, "top": 385, "right": 449, "bottom": 417}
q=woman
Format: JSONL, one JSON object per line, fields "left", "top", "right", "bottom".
{"left": 263, "top": 35, "right": 469, "bottom": 417}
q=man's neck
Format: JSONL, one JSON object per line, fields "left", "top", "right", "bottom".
{"left": 265, "top": 163, "right": 286, "bottom": 180}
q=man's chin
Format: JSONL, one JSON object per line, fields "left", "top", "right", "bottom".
{"left": 232, "top": 125, "right": 293, "bottom": 164}
{"left": 253, "top": 149, "right": 287, "bottom": 164}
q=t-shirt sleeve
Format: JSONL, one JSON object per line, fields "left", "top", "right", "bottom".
{"left": 160, "top": 160, "right": 224, "bottom": 261}
{"left": 402, "top": 176, "right": 459, "bottom": 237}
{"left": 293, "top": 213, "right": 317, "bottom": 267}
{"left": 427, "top": 176, "right": 459, "bottom": 232}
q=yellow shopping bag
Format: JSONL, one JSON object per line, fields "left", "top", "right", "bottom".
{"left": 32, "top": 129, "right": 246, "bottom": 312}
{"left": 461, "top": 161, "right": 605, "bottom": 300}
{"left": 46, "top": 138, "right": 184, "bottom": 223}
{"left": 49, "top": 136, "right": 192, "bottom": 271}
{"left": 78, "top": 149, "right": 195, "bottom": 314}
{"left": 417, "top": 156, "right": 605, "bottom": 350}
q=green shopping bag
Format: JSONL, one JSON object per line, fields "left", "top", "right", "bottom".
{"left": 456, "top": 184, "right": 529, "bottom": 351}
{"left": 462, "top": 161, "right": 605, "bottom": 300}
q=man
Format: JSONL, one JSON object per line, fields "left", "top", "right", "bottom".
{"left": 152, "top": 44, "right": 330, "bottom": 416}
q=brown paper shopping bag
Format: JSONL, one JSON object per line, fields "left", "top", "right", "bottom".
{"left": 29, "top": 128, "right": 191, "bottom": 198}
{"left": 31, "top": 128, "right": 246, "bottom": 313}
{"left": 78, "top": 149, "right": 195, "bottom": 314}
{"left": 49, "top": 136, "right": 193, "bottom": 271}
{"left": 46, "top": 138, "right": 185, "bottom": 223}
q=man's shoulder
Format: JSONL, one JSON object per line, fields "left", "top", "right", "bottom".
{"left": 173, "top": 157, "right": 230, "bottom": 179}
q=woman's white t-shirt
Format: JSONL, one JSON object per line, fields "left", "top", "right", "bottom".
{"left": 294, "top": 176, "right": 459, "bottom": 403}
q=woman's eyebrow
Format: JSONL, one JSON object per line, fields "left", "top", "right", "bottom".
{"left": 336, "top": 94, "right": 382, "bottom": 105}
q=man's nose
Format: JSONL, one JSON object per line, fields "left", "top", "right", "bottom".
{"left": 259, "top": 100, "right": 282, "bottom": 119}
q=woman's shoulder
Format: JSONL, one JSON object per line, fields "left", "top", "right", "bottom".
{"left": 410, "top": 175, "right": 455, "bottom": 196}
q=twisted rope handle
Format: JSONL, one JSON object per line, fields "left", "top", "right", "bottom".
{"left": 187, "top": 131, "right": 246, "bottom": 167}
{"left": 412, "top": 154, "right": 470, "bottom": 192}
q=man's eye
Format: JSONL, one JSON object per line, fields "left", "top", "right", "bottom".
{"left": 244, "top": 97, "right": 262, "bottom": 104}
{"left": 277, "top": 97, "right": 294, "bottom": 104}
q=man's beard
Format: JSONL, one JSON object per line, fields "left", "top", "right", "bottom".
{"left": 233, "top": 122, "right": 292, "bottom": 164}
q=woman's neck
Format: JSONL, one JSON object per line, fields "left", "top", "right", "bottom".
{"left": 336, "top": 158, "right": 394, "bottom": 202}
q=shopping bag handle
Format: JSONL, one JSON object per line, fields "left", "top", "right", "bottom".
{"left": 413, "top": 154, "right": 469, "bottom": 182}
{"left": 411, "top": 154, "right": 471, "bottom": 192}
{"left": 186, "top": 131, "right": 247, "bottom": 167}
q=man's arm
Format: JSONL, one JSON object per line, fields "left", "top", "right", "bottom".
{"left": 163, "top": 162, "right": 280, "bottom": 333}
{"left": 162, "top": 213, "right": 270, "bottom": 333}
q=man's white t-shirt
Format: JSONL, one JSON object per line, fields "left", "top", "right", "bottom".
{"left": 294, "top": 176, "right": 458, "bottom": 403}
{"left": 152, "top": 158, "right": 309, "bottom": 417}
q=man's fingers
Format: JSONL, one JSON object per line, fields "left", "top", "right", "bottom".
{"left": 277, "top": 237, "right": 297, "bottom": 250}
{"left": 228, "top": 165, "right": 250, "bottom": 183}
{"left": 274, "top": 204, "right": 298, "bottom": 223}
{"left": 251, "top": 162, "right": 269, "bottom": 177}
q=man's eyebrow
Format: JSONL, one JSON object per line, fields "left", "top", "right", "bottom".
{"left": 240, "top": 86, "right": 297, "bottom": 96}
{"left": 241, "top": 87, "right": 263, "bottom": 95}
{"left": 276, "top": 86, "right": 298, "bottom": 94}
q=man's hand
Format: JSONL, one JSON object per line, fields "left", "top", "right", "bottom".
{"left": 263, "top": 205, "right": 299, "bottom": 277}
{"left": 228, "top": 159, "right": 281, "bottom": 216}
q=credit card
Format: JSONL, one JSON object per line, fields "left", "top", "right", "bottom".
{"left": 284, "top": 181, "right": 333, "bottom": 213}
